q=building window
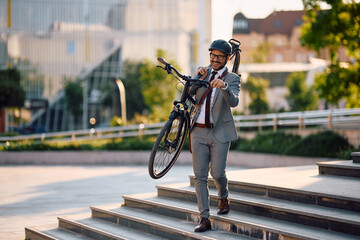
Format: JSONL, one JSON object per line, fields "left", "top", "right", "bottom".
{"left": 296, "top": 53, "right": 302, "bottom": 62}
{"left": 275, "top": 20, "right": 282, "bottom": 28}
{"left": 234, "top": 19, "right": 248, "bottom": 29}
{"left": 296, "top": 19, "right": 302, "bottom": 26}
{"left": 275, "top": 40, "right": 283, "bottom": 46}
{"left": 274, "top": 53, "right": 283, "bottom": 62}
{"left": 67, "top": 41, "right": 75, "bottom": 55}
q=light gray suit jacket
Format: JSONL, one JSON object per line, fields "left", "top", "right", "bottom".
{"left": 191, "top": 67, "right": 241, "bottom": 143}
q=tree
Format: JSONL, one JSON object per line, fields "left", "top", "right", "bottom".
{"left": 301, "top": 0, "right": 360, "bottom": 108}
{"left": 121, "top": 60, "right": 147, "bottom": 119}
{"left": 63, "top": 77, "right": 83, "bottom": 121}
{"left": 244, "top": 76, "right": 270, "bottom": 114}
{"left": 139, "top": 49, "right": 180, "bottom": 122}
{"left": 248, "top": 42, "right": 273, "bottom": 63}
{"left": 0, "top": 68, "right": 26, "bottom": 108}
{"left": 286, "top": 72, "right": 318, "bottom": 111}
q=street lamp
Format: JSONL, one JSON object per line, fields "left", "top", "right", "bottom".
{"left": 115, "top": 78, "right": 127, "bottom": 124}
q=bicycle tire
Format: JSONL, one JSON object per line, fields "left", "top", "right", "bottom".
{"left": 148, "top": 114, "right": 189, "bottom": 179}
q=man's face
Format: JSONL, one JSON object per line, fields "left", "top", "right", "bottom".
{"left": 210, "top": 49, "right": 229, "bottom": 71}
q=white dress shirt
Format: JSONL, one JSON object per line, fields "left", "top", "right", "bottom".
{"left": 196, "top": 67, "right": 226, "bottom": 124}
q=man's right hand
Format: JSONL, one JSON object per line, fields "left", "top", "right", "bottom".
{"left": 196, "top": 67, "right": 208, "bottom": 79}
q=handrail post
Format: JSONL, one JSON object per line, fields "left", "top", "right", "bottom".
{"left": 138, "top": 123, "right": 145, "bottom": 139}
{"left": 328, "top": 114, "right": 332, "bottom": 129}
{"left": 273, "top": 115, "right": 277, "bottom": 132}
{"left": 258, "top": 120, "right": 262, "bottom": 132}
{"left": 298, "top": 116, "right": 303, "bottom": 130}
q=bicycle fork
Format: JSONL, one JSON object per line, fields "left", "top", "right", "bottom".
{"left": 163, "top": 103, "right": 187, "bottom": 152}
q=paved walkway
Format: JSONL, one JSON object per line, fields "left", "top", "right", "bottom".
{"left": 0, "top": 165, "right": 244, "bottom": 240}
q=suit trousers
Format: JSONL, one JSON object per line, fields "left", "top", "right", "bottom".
{"left": 190, "top": 126, "right": 230, "bottom": 219}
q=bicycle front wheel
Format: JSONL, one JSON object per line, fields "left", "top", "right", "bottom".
{"left": 148, "top": 115, "right": 189, "bottom": 179}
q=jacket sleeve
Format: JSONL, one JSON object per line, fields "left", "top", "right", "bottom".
{"left": 221, "top": 73, "right": 241, "bottom": 107}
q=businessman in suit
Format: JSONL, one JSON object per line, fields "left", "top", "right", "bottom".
{"left": 189, "top": 39, "right": 241, "bottom": 232}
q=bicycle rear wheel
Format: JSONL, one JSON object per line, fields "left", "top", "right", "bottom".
{"left": 148, "top": 114, "right": 189, "bottom": 179}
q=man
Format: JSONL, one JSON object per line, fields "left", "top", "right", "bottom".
{"left": 189, "top": 39, "right": 241, "bottom": 232}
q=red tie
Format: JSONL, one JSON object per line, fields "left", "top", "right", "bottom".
{"left": 205, "top": 71, "right": 217, "bottom": 128}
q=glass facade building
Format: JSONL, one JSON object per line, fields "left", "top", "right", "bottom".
{"left": 0, "top": 0, "right": 212, "bottom": 132}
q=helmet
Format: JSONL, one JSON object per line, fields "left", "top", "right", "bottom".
{"left": 208, "top": 39, "right": 231, "bottom": 55}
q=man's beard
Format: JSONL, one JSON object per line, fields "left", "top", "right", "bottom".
{"left": 211, "top": 60, "right": 225, "bottom": 70}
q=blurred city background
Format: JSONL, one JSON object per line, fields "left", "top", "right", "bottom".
{"left": 0, "top": 0, "right": 359, "bottom": 152}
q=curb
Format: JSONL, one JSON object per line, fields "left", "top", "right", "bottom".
{"left": 0, "top": 151, "right": 336, "bottom": 168}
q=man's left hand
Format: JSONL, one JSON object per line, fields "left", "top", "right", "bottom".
{"left": 210, "top": 78, "right": 226, "bottom": 89}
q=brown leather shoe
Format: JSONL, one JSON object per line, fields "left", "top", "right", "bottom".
{"left": 217, "top": 198, "right": 230, "bottom": 215}
{"left": 194, "top": 217, "right": 211, "bottom": 232}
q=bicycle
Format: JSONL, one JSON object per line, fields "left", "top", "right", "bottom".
{"left": 148, "top": 39, "right": 241, "bottom": 179}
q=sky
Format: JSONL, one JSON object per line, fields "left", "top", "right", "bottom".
{"left": 212, "top": 0, "right": 305, "bottom": 40}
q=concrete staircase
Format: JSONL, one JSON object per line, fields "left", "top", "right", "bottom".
{"left": 25, "top": 153, "right": 360, "bottom": 240}
{"left": 318, "top": 152, "right": 360, "bottom": 178}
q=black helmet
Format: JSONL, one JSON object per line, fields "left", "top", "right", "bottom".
{"left": 209, "top": 39, "right": 231, "bottom": 55}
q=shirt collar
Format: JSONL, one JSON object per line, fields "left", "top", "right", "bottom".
{"left": 211, "top": 67, "right": 226, "bottom": 77}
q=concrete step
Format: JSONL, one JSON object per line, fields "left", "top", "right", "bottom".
{"left": 189, "top": 171, "right": 360, "bottom": 213}
{"left": 57, "top": 215, "right": 165, "bottom": 240}
{"left": 352, "top": 152, "right": 360, "bottom": 163}
{"left": 90, "top": 203, "right": 249, "bottom": 240}
{"left": 318, "top": 160, "right": 360, "bottom": 178}
{"left": 25, "top": 224, "right": 91, "bottom": 240}
{"left": 25, "top": 215, "right": 169, "bottom": 240}
{"left": 122, "top": 192, "right": 360, "bottom": 240}
{"left": 156, "top": 182, "right": 360, "bottom": 237}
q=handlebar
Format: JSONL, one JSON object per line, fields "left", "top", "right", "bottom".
{"left": 157, "top": 57, "right": 210, "bottom": 85}
{"left": 157, "top": 57, "right": 167, "bottom": 65}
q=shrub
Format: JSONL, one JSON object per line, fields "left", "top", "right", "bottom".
{"left": 103, "top": 137, "right": 154, "bottom": 150}
{"left": 284, "top": 131, "right": 353, "bottom": 158}
{"left": 230, "top": 137, "right": 250, "bottom": 150}
{"left": 236, "top": 132, "right": 301, "bottom": 154}
{"left": 4, "top": 143, "right": 94, "bottom": 151}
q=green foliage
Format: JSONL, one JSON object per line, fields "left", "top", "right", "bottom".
{"left": 121, "top": 60, "right": 148, "bottom": 119}
{"left": 284, "top": 130, "right": 353, "bottom": 158}
{"left": 63, "top": 77, "right": 83, "bottom": 116}
{"left": 103, "top": 137, "right": 154, "bottom": 150}
{"left": 244, "top": 76, "right": 270, "bottom": 114}
{"left": 248, "top": 42, "right": 273, "bottom": 63}
{"left": 139, "top": 49, "right": 180, "bottom": 122}
{"left": 301, "top": 1, "right": 360, "bottom": 60}
{"left": 0, "top": 68, "right": 26, "bottom": 108}
{"left": 4, "top": 143, "right": 93, "bottom": 151}
{"left": 314, "top": 62, "right": 360, "bottom": 107}
{"left": 286, "top": 72, "right": 318, "bottom": 111}
{"left": 109, "top": 116, "right": 124, "bottom": 126}
{"left": 236, "top": 132, "right": 301, "bottom": 154}
{"left": 230, "top": 137, "right": 250, "bottom": 150}
{"left": 301, "top": 0, "right": 360, "bottom": 107}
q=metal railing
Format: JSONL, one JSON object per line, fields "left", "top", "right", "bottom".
{"left": 1, "top": 108, "right": 360, "bottom": 145}
{"left": 234, "top": 108, "right": 360, "bottom": 131}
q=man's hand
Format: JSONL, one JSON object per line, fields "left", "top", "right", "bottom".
{"left": 210, "top": 78, "right": 227, "bottom": 89}
{"left": 195, "top": 67, "right": 208, "bottom": 79}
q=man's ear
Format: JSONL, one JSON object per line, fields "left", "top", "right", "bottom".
{"left": 226, "top": 55, "right": 231, "bottom": 61}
